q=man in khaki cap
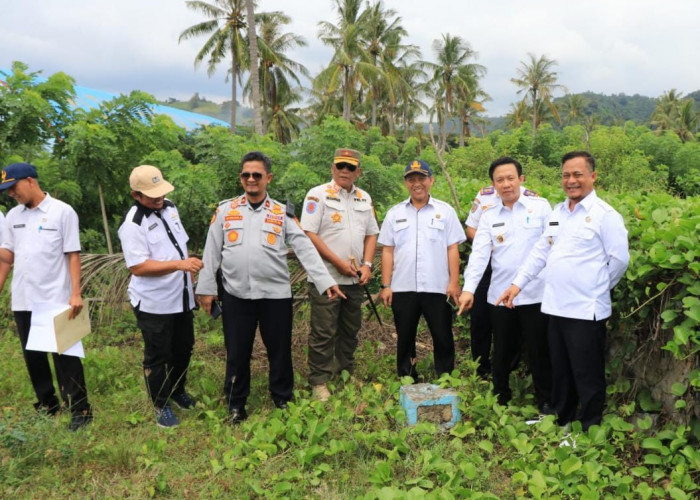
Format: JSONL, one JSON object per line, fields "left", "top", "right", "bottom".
{"left": 300, "top": 148, "right": 379, "bottom": 401}
{"left": 118, "top": 165, "right": 203, "bottom": 428}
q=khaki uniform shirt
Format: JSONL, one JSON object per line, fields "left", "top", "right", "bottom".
{"left": 300, "top": 181, "right": 379, "bottom": 285}
{"left": 196, "top": 194, "right": 336, "bottom": 300}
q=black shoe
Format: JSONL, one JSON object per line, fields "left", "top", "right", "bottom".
{"left": 35, "top": 400, "right": 60, "bottom": 416}
{"left": 171, "top": 391, "right": 197, "bottom": 410}
{"left": 539, "top": 402, "right": 556, "bottom": 415}
{"left": 274, "top": 400, "right": 289, "bottom": 410}
{"left": 68, "top": 410, "right": 93, "bottom": 431}
{"left": 228, "top": 407, "right": 248, "bottom": 424}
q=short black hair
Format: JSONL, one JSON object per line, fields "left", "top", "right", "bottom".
{"left": 488, "top": 156, "right": 522, "bottom": 180}
{"left": 240, "top": 151, "right": 272, "bottom": 173}
{"left": 561, "top": 151, "right": 595, "bottom": 172}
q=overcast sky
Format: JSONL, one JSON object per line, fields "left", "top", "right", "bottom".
{"left": 2, "top": 0, "right": 698, "bottom": 116}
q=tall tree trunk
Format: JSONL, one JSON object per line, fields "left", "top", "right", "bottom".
{"left": 459, "top": 113, "right": 466, "bottom": 148}
{"left": 230, "top": 54, "right": 237, "bottom": 134}
{"left": 246, "top": 0, "right": 263, "bottom": 135}
{"left": 371, "top": 86, "right": 377, "bottom": 127}
{"left": 343, "top": 67, "right": 351, "bottom": 122}
{"left": 428, "top": 123, "right": 461, "bottom": 213}
{"left": 532, "top": 89, "right": 538, "bottom": 134}
{"left": 98, "top": 182, "right": 113, "bottom": 254}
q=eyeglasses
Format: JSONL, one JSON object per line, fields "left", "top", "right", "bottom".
{"left": 240, "top": 172, "right": 264, "bottom": 180}
{"left": 334, "top": 163, "right": 357, "bottom": 172}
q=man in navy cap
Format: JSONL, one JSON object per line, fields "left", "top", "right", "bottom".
{"left": 0, "top": 162, "right": 92, "bottom": 430}
{"left": 378, "top": 160, "right": 466, "bottom": 379}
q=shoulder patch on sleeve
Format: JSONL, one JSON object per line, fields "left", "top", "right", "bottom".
{"left": 523, "top": 189, "right": 539, "bottom": 197}
{"left": 480, "top": 186, "right": 495, "bottom": 196}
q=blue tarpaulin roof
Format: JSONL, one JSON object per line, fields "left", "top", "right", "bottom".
{"left": 1, "top": 69, "right": 230, "bottom": 131}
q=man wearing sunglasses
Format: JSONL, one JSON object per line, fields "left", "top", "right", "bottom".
{"left": 300, "top": 148, "right": 379, "bottom": 401}
{"left": 196, "top": 151, "right": 344, "bottom": 423}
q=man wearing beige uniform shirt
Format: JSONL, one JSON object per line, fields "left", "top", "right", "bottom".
{"left": 301, "top": 148, "right": 379, "bottom": 401}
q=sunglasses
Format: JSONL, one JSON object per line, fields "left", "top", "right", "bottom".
{"left": 334, "top": 162, "right": 357, "bottom": 172}
{"left": 240, "top": 172, "right": 264, "bottom": 180}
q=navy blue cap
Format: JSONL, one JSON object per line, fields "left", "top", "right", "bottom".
{"left": 0, "top": 163, "right": 38, "bottom": 190}
{"left": 404, "top": 159, "right": 432, "bottom": 177}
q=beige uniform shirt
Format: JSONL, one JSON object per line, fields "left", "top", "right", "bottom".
{"left": 300, "top": 181, "right": 379, "bottom": 285}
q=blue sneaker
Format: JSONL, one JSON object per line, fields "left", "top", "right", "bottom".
{"left": 156, "top": 405, "right": 179, "bottom": 428}
{"left": 171, "top": 392, "right": 196, "bottom": 410}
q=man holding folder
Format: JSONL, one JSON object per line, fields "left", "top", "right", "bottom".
{"left": 0, "top": 162, "right": 92, "bottom": 431}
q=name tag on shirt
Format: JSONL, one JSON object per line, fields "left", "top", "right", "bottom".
{"left": 429, "top": 218, "right": 445, "bottom": 230}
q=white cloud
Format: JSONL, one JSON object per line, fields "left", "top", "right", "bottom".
{"left": 2, "top": 0, "right": 699, "bottom": 116}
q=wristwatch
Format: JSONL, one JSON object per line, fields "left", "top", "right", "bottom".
{"left": 380, "top": 284, "right": 391, "bottom": 289}
{"left": 363, "top": 261, "right": 373, "bottom": 269}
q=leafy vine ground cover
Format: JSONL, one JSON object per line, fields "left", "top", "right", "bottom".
{"left": 0, "top": 191, "right": 698, "bottom": 499}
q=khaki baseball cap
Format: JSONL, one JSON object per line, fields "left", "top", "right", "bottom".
{"left": 333, "top": 148, "right": 361, "bottom": 166}
{"left": 129, "top": 165, "right": 174, "bottom": 197}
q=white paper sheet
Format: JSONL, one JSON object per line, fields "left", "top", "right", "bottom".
{"left": 26, "top": 302, "right": 85, "bottom": 358}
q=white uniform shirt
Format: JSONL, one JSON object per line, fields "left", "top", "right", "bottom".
{"left": 196, "top": 194, "right": 336, "bottom": 300}
{"left": 378, "top": 196, "right": 466, "bottom": 294}
{"left": 463, "top": 195, "right": 552, "bottom": 305}
{"left": 465, "top": 185, "right": 534, "bottom": 230}
{"left": 300, "top": 181, "right": 379, "bottom": 285}
{"left": 1, "top": 194, "right": 80, "bottom": 311}
{"left": 512, "top": 190, "right": 629, "bottom": 321}
{"left": 118, "top": 200, "right": 196, "bottom": 314}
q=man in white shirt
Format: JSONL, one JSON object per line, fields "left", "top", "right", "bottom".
{"left": 498, "top": 151, "right": 629, "bottom": 430}
{"left": 458, "top": 157, "right": 553, "bottom": 412}
{"left": 0, "top": 162, "right": 92, "bottom": 431}
{"left": 118, "top": 165, "right": 204, "bottom": 428}
{"left": 378, "top": 160, "right": 466, "bottom": 379}
{"left": 300, "top": 148, "right": 379, "bottom": 401}
{"left": 464, "top": 182, "right": 538, "bottom": 379}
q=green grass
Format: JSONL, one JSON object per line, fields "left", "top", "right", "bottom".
{"left": 0, "top": 304, "right": 698, "bottom": 499}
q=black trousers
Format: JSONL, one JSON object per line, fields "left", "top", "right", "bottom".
{"left": 222, "top": 292, "right": 293, "bottom": 409}
{"left": 490, "top": 303, "right": 551, "bottom": 407}
{"left": 391, "top": 292, "right": 455, "bottom": 378}
{"left": 469, "top": 262, "right": 492, "bottom": 377}
{"left": 134, "top": 308, "right": 194, "bottom": 408}
{"left": 548, "top": 314, "right": 607, "bottom": 430}
{"left": 15, "top": 311, "right": 90, "bottom": 414}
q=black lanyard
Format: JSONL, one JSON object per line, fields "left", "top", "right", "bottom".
{"left": 154, "top": 210, "right": 189, "bottom": 313}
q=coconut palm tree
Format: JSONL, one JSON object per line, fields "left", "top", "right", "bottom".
{"left": 651, "top": 89, "right": 684, "bottom": 134}
{"left": 316, "top": 0, "right": 378, "bottom": 122}
{"left": 505, "top": 100, "right": 529, "bottom": 129}
{"left": 561, "top": 94, "right": 589, "bottom": 126}
{"left": 511, "top": 53, "right": 566, "bottom": 134}
{"left": 179, "top": 0, "right": 249, "bottom": 133}
{"left": 358, "top": 1, "right": 408, "bottom": 128}
{"left": 424, "top": 34, "right": 485, "bottom": 147}
{"left": 266, "top": 85, "right": 305, "bottom": 144}
{"left": 242, "top": 11, "right": 309, "bottom": 134}
{"left": 245, "top": 0, "right": 263, "bottom": 134}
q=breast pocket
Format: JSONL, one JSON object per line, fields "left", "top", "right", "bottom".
{"left": 38, "top": 226, "right": 63, "bottom": 252}
{"left": 392, "top": 220, "right": 410, "bottom": 244}
{"left": 224, "top": 220, "right": 244, "bottom": 247}
{"left": 261, "top": 226, "right": 283, "bottom": 251}
{"left": 147, "top": 227, "right": 166, "bottom": 245}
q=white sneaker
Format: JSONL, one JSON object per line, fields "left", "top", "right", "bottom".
{"left": 312, "top": 384, "right": 331, "bottom": 402}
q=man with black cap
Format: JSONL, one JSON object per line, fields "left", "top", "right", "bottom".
{"left": 118, "top": 165, "right": 203, "bottom": 428}
{"left": 378, "top": 160, "right": 466, "bottom": 379}
{"left": 0, "top": 162, "right": 93, "bottom": 431}
{"left": 300, "top": 148, "right": 379, "bottom": 401}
